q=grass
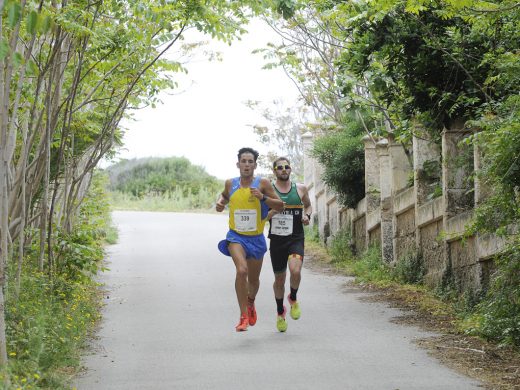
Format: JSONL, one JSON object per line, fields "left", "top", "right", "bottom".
{"left": 0, "top": 173, "right": 117, "bottom": 389}
{"left": 306, "top": 228, "right": 455, "bottom": 325}
{"left": 2, "top": 266, "right": 103, "bottom": 389}
{"left": 109, "top": 190, "right": 219, "bottom": 213}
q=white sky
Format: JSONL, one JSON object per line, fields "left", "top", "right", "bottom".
{"left": 110, "top": 19, "right": 299, "bottom": 180}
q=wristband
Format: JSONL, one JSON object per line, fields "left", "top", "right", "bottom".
{"left": 306, "top": 213, "right": 311, "bottom": 219}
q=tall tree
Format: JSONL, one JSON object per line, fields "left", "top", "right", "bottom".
{"left": 0, "top": 0, "right": 267, "bottom": 367}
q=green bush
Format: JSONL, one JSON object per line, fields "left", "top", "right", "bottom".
{"left": 392, "top": 251, "right": 425, "bottom": 285}
{"left": 1, "top": 170, "right": 114, "bottom": 388}
{"left": 109, "top": 185, "right": 220, "bottom": 212}
{"left": 311, "top": 110, "right": 368, "bottom": 208}
{"left": 352, "top": 246, "right": 393, "bottom": 284}
{"left": 106, "top": 157, "right": 222, "bottom": 200}
{"left": 327, "top": 231, "right": 392, "bottom": 285}
{"left": 474, "top": 244, "right": 520, "bottom": 346}
{"left": 4, "top": 270, "right": 100, "bottom": 389}
{"left": 329, "top": 228, "right": 355, "bottom": 263}
{"left": 304, "top": 224, "right": 320, "bottom": 244}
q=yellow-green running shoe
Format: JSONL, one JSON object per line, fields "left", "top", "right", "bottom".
{"left": 287, "top": 294, "right": 301, "bottom": 320}
{"left": 276, "top": 306, "right": 288, "bottom": 332}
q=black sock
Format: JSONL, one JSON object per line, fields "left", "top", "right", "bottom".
{"left": 276, "top": 298, "right": 284, "bottom": 315}
{"left": 290, "top": 287, "right": 298, "bottom": 302}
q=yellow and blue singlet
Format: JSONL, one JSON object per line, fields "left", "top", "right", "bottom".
{"left": 228, "top": 176, "right": 269, "bottom": 236}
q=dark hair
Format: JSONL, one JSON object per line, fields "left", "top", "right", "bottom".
{"left": 238, "top": 147, "right": 259, "bottom": 162}
{"left": 273, "top": 156, "right": 290, "bottom": 168}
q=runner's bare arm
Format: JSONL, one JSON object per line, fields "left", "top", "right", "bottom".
{"left": 298, "top": 183, "right": 313, "bottom": 225}
{"left": 216, "top": 179, "right": 231, "bottom": 212}
{"left": 259, "top": 178, "right": 284, "bottom": 212}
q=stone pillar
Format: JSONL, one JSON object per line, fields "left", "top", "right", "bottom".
{"left": 442, "top": 124, "right": 474, "bottom": 219}
{"left": 413, "top": 128, "right": 441, "bottom": 207}
{"left": 377, "top": 139, "right": 393, "bottom": 262}
{"left": 364, "top": 134, "right": 380, "bottom": 213}
{"left": 413, "top": 124, "right": 445, "bottom": 288}
{"left": 388, "top": 133, "right": 413, "bottom": 263}
{"left": 442, "top": 121, "right": 476, "bottom": 292}
{"left": 413, "top": 126, "right": 441, "bottom": 248}
{"left": 363, "top": 134, "right": 380, "bottom": 248}
{"left": 302, "top": 132, "right": 315, "bottom": 226}
{"left": 388, "top": 133, "right": 412, "bottom": 195}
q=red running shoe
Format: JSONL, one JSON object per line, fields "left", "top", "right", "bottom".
{"left": 247, "top": 303, "right": 257, "bottom": 326}
{"left": 235, "top": 314, "right": 249, "bottom": 332}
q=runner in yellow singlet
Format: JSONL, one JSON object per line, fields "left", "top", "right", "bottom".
{"left": 216, "top": 147, "right": 284, "bottom": 332}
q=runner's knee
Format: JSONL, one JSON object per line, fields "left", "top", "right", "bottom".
{"left": 236, "top": 265, "right": 248, "bottom": 279}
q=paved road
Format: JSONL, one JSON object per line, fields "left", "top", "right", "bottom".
{"left": 75, "top": 211, "right": 481, "bottom": 390}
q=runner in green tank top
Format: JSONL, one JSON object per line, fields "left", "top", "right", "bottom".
{"left": 267, "top": 157, "right": 312, "bottom": 332}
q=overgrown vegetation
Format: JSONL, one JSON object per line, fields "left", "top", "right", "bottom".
{"left": 329, "top": 229, "right": 424, "bottom": 285}
{"left": 311, "top": 110, "right": 367, "bottom": 208}
{"left": 106, "top": 157, "right": 222, "bottom": 211}
{"left": 1, "top": 172, "right": 114, "bottom": 388}
{"left": 326, "top": 227, "right": 519, "bottom": 349}
{"left": 463, "top": 239, "right": 520, "bottom": 347}
{"left": 266, "top": 0, "right": 520, "bottom": 348}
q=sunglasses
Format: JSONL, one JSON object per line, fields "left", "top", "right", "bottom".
{"left": 275, "top": 165, "right": 291, "bottom": 171}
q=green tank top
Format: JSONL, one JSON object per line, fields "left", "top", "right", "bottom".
{"left": 274, "top": 182, "right": 302, "bottom": 206}
{"left": 268, "top": 182, "right": 304, "bottom": 238}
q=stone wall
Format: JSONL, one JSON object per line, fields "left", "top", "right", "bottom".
{"left": 302, "top": 125, "right": 506, "bottom": 294}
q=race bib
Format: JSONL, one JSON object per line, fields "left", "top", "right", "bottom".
{"left": 234, "top": 209, "right": 257, "bottom": 232}
{"left": 271, "top": 214, "right": 293, "bottom": 236}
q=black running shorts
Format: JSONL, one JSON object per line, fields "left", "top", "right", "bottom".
{"left": 269, "top": 237, "right": 304, "bottom": 274}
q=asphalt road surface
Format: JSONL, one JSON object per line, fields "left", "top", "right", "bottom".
{"left": 75, "top": 211, "right": 482, "bottom": 390}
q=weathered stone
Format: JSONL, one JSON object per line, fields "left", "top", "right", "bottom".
{"left": 420, "top": 220, "right": 446, "bottom": 288}
{"left": 449, "top": 237, "right": 480, "bottom": 292}
{"left": 303, "top": 128, "right": 504, "bottom": 294}
{"left": 353, "top": 215, "right": 366, "bottom": 254}
{"left": 369, "top": 225, "right": 381, "bottom": 247}
{"left": 393, "top": 187, "right": 414, "bottom": 216}
{"left": 394, "top": 208, "right": 415, "bottom": 264}
{"left": 388, "top": 133, "right": 413, "bottom": 194}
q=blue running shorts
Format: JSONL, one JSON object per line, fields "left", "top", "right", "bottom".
{"left": 218, "top": 230, "right": 267, "bottom": 260}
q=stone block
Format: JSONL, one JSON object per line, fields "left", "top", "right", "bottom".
{"left": 417, "top": 197, "right": 443, "bottom": 228}
{"left": 367, "top": 209, "right": 381, "bottom": 232}
{"left": 353, "top": 215, "right": 366, "bottom": 254}
{"left": 420, "top": 220, "right": 446, "bottom": 289}
{"left": 369, "top": 225, "right": 381, "bottom": 247}
{"left": 393, "top": 187, "right": 414, "bottom": 215}
{"left": 477, "top": 233, "right": 507, "bottom": 260}
{"left": 444, "top": 210, "right": 473, "bottom": 242}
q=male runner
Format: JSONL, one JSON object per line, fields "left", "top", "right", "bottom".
{"left": 268, "top": 157, "right": 312, "bottom": 332}
{"left": 216, "top": 147, "right": 283, "bottom": 331}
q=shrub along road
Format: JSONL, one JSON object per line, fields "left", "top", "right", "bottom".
{"left": 75, "top": 211, "right": 481, "bottom": 389}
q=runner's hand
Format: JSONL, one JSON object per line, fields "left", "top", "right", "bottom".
{"left": 216, "top": 199, "right": 226, "bottom": 212}
{"left": 250, "top": 187, "right": 263, "bottom": 200}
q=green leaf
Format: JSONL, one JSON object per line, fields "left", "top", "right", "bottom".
{"left": 26, "top": 10, "right": 38, "bottom": 35}
{"left": 39, "top": 15, "right": 52, "bottom": 34}
{"left": 12, "top": 52, "right": 23, "bottom": 68}
{"left": 7, "top": 1, "right": 22, "bottom": 28}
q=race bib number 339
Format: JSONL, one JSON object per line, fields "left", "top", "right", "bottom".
{"left": 234, "top": 209, "right": 257, "bottom": 232}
